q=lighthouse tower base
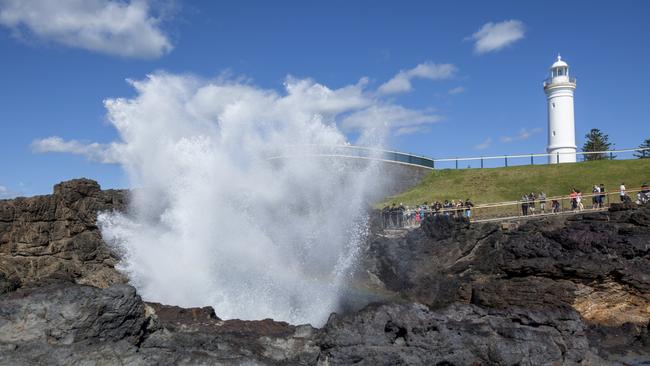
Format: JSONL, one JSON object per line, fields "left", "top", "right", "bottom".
{"left": 548, "top": 147, "right": 577, "bottom": 164}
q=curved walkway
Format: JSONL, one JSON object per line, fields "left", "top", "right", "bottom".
{"left": 269, "top": 145, "right": 650, "bottom": 171}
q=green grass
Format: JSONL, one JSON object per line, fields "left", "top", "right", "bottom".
{"left": 381, "top": 159, "right": 650, "bottom": 207}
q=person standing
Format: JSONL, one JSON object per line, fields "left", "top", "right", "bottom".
{"left": 599, "top": 184, "right": 606, "bottom": 208}
{"left": 620, "top": 182, "right": 626, "bottom": 202}
{"left": 521, "top": 194, "right": 529, "bottom": 216}
{"left": 570, "top": 189, "right": 578, "bottom": 211}
{"left": 464, "top": 198, "right": 474, "bottom": 219}
{"left": 539, "top": 192, "right": 547, "bottom": 213}
{"left": 528, "top": 193, "right": 536, "bottom": 215}
{"left": 576, "top": 190, "right": 584, "bottom": 211}
{"left": 591, "top": 185, "right": 600, "bottom": 209}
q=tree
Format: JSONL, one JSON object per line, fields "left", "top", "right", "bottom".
{"left": 634, "top": 138, "right": 650, "bottom": 159}
{"left": 582, "top": 128, "right": 613, "bottom": 161}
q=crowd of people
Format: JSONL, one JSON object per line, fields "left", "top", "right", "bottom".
{"left": 521, "top": 182, "right": 650, "bottom": 215}
{"left": 380, "top": 182, "right": 649, "bottom": 229}
{"left": 381, "top": 199, "right": 474, "bottom": 228}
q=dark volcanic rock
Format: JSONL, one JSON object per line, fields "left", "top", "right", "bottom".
{"left": 0, "top": 178, "right": 127, "bottom": 288}
{"left": 1, "top": 179, "right": 650, "bottom": 365}
{"left": 319, "top": 302, "right": 602, "bottom": 365}
{"left": 360, "top": 206, "right": 650, "bottom": 363}
{"left": 0, "top": 281, "right": 320, "bottom": 365}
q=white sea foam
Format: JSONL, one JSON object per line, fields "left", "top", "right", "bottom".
{"left": 97, "top": 72, "right": 406, "bottom": 325}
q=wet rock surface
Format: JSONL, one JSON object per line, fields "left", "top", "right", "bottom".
{"left": 0, "top": 179, "right": 649, "bottom": 365}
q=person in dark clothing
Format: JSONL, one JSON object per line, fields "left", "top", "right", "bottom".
{"left": 521, "top": 194, "right": 529, "bottom": 216}
{"left": 599, "top": 184, "right": 606, "bottom": 208}
{"left": 551, "top": 199, "right": 560, "bottom": 213}
{"left": 464, "top": 198, "right": 474, "bottom": 218}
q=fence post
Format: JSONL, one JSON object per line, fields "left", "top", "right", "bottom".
{"left": 432, "top": 160, "right": 435, "bottom": 169}
{"left": 480, "top": 157, "right": 484, "bottom": 168}
{"left": 610, "top": 152, "right": 614, "bottom": 160}
{"left": 505, "top": 156, "right": 508, "bottom": 167}
{"left": 455, "top": 159, "right": 458, "bottom": 169}
{"left": 556, "top": 153, "right": 560, "bottom": 164}
{"left": 530, "top": 154, "right": 534, "bottom": 165}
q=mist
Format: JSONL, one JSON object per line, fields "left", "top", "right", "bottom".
{"left": 96, "top": 72, "right": 414, "bottom": 325}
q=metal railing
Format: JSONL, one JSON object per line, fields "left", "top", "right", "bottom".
{"left": 543, "top": 77, "right": 577, "bottom": 87}
{"left": 471, "top": 188, "right": 649, "bottom": 222}
{"left": 379, "top": 188, "right": 650, "bottom": 229}
{"left": 431, "top": 147, "right": 650, "bottom": 170}
{"left": 269, "top": 145, "right": 650, "bottom": 171}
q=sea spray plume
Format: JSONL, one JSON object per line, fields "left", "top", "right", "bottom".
{"left": 98, "top": 72, "right": 405, "bottom": 325}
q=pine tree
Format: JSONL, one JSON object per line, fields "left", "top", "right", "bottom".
{"left": 634, "top": 138, "right": 650, "bottom": 159}
{"left": 582, "top": 128, "right": 613, "bottom": 161}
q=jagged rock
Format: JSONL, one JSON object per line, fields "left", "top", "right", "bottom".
{"left": 0, "top": 178, "right": 127, "bottom": 288}
{"left": 360, "top": 205, "right": 650, "bottom": 363}
{"left": 0, "top": 281, "right": 320, "bottom": 365}
{"left": 1, "top": 179, "right": 650, "bottom": 365}
{"left": 319, "top": 302, "right": 603, "bottom": 365}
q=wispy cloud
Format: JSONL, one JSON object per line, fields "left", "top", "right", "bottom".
{"left": 340, "top": 105, "right": 442, "bottom": 136}
{"left": 448, "top": 86, "right": 465, "bottom": 95}
{"left": 466, "top": 20, "right": 525, "bottom": 54}
{"left": 32, "top": 72, "right": 446, "bottom": 163}
{"left": 474, "top": 138, "right": 492, "bottom": 150}
{"left": 0, "top": 0, "right": 173, "bottom": 58}
{"left": 378, "top": 62, "right": 456, "bottom": 95}
{"left": 31, "top": 136, "right": 121, "bottom": 163}
{"left": 499, "top": 128, "right": 542, "bottom": 143}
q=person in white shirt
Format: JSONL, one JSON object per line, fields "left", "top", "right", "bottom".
{"left": 620, "top": 183, "right": 626, "bottom": 202}
{"left": 592, "top": 185, "right": 600, "bottom": 209}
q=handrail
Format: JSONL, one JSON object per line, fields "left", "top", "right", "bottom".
{"left": 543, "top": 77, "right": 577, "bottom": 87}
{"left": 473, "top": 188, "right": 648, "bottom": 210}
{"left": 268, "top": 145, "right": 650, "bottom": 171}
{"left": 432, "top": 147, "right": 650, "bottom": 163}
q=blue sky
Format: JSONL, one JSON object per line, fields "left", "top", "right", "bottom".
{"left": 1, "top": 0, "right": 649, "bottom": 197}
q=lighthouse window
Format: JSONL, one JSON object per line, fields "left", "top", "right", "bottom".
{"left": 553, "top": 131, "right": 556, "bottom": 136}
{"left": 552, "top": 102, "right": 556, "bottom": 108}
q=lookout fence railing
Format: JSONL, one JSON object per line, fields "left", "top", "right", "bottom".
{"left": 430, "top": 147, "right": 650, "bottom": 170}
{"left": 380, "top": 188, "right": 649, "bottom": 229}
{"left": 270, "top": 146, "right": 650, "bottom": 171}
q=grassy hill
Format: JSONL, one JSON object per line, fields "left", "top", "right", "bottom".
{"left": 382, "top": 159, "right": 650, "bottom": 206}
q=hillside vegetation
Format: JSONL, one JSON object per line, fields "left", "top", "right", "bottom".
{"left": 382, "top": 159, "right": 650, "bottom": 206}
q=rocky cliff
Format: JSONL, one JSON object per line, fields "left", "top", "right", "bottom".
{"left": 0, "top": 179, "right": 127, "bottom": 290}
{"left": 0, "top": 179, "right": 649, "bottom": 365}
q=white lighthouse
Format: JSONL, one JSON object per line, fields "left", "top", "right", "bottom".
{"left": 544, "top": 55, "right": 577, "bottom": 163}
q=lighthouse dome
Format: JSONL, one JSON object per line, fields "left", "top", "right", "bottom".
{"left": 550, "top": 55, "right": 568, "bottom": 69}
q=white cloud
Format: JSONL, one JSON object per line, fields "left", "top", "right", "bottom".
{"left": 466, "top": 20, "right": 525, "bottom": 54}
{"left": 499, "top": 128, "right": 542, "bottom": 143}
{"left": 32, "top": 72, "right": 444, "bottom": 163}
{"left": 378, "top": 62, "right": 456, "bottom": 95}
{"left": 0, "top": 185, "right": 7, "bottom": 196}
{"left": 448, "top": 86, "right": 465, "bottom": 95}
{"left": 474, "top": 138, "right": 492, "bottom": 150}
{"left": 340, "top": 105, "right": 442, "bottom": 135}
{"left": 0, "top": 0, "right": 172, "bottom": 58}
{"left": 31, "top": 136, "right": 122, "bottom": 163}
